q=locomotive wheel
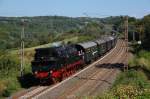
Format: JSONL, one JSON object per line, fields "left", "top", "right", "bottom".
{"left": 75, "top": 65, "right": 78, "bottom": 70}
{"left": 62, "top": 73, "right": 66, "bottom": 80}
{"left": 68, "top": 70, "right": 71, "bottom": 76}
{"left": 67, "top": 70, "right": 70, "bottom": 77}
{"left": 71, "top": 69, "right": 74, "bottom": 75}
{"left": 64, "top": 72, "right": 67, "bottom": 78}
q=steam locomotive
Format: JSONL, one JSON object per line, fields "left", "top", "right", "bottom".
{"left": 31, "top": 36, "right": 117, "bottom": 83}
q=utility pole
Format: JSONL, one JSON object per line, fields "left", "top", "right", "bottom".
{"left": 124, "top": 16, "right": 128, "bottom": 71}
{"left": 133, "top": 32, "right": 135, "bottom": 41}
{"left": 20, "top": 19, "right": 25, "bottom": 77}
{"left": 139, "top": 25, "right": 143, "bottom": 44}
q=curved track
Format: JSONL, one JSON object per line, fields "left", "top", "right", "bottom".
{"left": 13, "top": 39, "right": 127, "bottom": 99}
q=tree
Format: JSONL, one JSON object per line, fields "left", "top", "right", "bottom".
{"left": 141, "top": 15, "right": 150, "bottom": 50}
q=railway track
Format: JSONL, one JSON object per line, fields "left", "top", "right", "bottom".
{"left": 87, "top": 44, "right": 126, "bottom": 96}
{"left": 55, "top": 40, "right": 126, "bottom": 99}
{"left": 12, "top": 39, "right": 127, "bottom": 99}
{"left": 55, "top": 40, "right": 125, "bottom": 98}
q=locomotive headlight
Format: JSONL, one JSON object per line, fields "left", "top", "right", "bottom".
{"left": 35, "top": 71, "right": 38, "bottom": 74}
{"left": 50, "top": 70, "right": 53, "bottom": 73}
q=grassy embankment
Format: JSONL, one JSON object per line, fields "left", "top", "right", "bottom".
{"left": 95, "top": 44, "right": 150, "bottom": 99}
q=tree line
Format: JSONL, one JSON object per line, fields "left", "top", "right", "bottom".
{"left": 0, "top": 15, "right": 150, "bottom": 50}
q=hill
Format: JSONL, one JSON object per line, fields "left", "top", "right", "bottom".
{"left": 0, "top": 16, "right": 124, "bottom": 50}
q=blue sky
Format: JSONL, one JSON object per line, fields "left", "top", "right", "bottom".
{"left": 0, "top": 0, "right": 150, "bottom": 18}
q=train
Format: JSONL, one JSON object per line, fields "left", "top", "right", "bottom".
{"left": 31, "top": 36, "right": 117, "bottom": 83}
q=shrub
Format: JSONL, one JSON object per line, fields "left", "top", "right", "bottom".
{"left": 0, "top": 80, "right": 10, "bottom": 97}
{"left": 129, "top": 50, "right": 150, "bottom": 72}
{"left": 0, "top": 52, "right": 19, "bottom": 72}
{"left": 114, "top": 85, "right": 139, "bottom": 99}
{"left": 98, "top": 70, "right": 150, "bottom": 99}
{"left": 0, "top": 80, "right": 7, "bottom": 96}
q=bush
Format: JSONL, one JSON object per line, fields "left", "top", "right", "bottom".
{"left": 0, "top": 51, "right": 22, "bottom": 98}
{"left": 98, "top": 70, "right": 150, "bottom": 99}
{"left": 0, "top": 77, "right": 23, "bottom": 98}
{"left": 114, "top": 85, "right": 139, "bottom": 98}
{"left": 0, "top": 51, "right": 19, "bottom": 73}
{"left": 0, "top": 80, "right": 7, "bottom": 96}
{"left": 129, "top": 50, "right": 150, "bottom": 72}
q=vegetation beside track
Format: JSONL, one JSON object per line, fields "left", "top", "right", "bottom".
{"left": 96, "top": 70, "right": 150, "bottom": 99}
{"left": 94, "top": 14, "right": 150, "bottom": 99}
{"left": 0, "top": 51, "right": 20, "bottom": 97}
{"left": 96, "top": 48, "right": 150, "bottom": 99}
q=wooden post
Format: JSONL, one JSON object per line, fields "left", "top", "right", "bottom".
{"left": 124, "top": 16, "right": 128, "bottom": 71}
{"left": 20, "top": 19, "right": 25, "bottom": 77}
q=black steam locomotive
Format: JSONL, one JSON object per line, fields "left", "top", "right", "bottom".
{"left": 31, "top": 36, "right": 117, "bottom": 83}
